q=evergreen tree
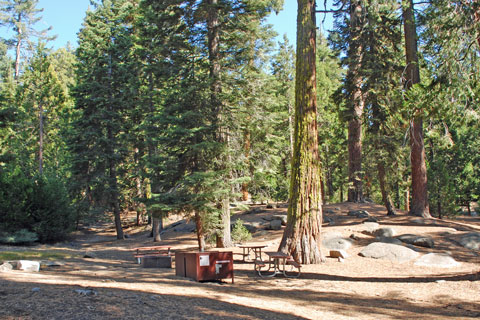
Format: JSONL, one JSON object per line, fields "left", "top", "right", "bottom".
{"left": 72, "top": 0, "right": 139, "bottom": 239}
{"left": 402, "top": 0, "right": 430, "bottom": 218}
{"left": 421, "top": 0, "right": 480, "bottom": 216}
{"left": 316, "top": 33, "right": 344, "bottom": 203}
{"left": 0, "top": 0, "right": 54, "bottom": 79}
{"left": 330, "top": 0, "right": 368, "bottom": 203}
{"left": 362, "top": 0, "right": 403, "bottom": 215}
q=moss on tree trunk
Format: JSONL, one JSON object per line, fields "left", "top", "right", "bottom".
{"left": 278, "top": 0, "right": 323, "bottom": 264}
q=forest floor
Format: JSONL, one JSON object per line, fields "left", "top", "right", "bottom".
{"left": 0, "top": 202, "right": 479, "bottom": 320}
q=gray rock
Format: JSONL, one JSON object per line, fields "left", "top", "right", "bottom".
{"left": 325, "top": 209, "right": 335, "bottom": 214}
{"left": 243, "top": 223, "right": 259, "bottom": 233}
{"left": 359, "top": 242, "right": 419, "bottom": 263}
{"left": 323, "top": 237, "right": 352, "bottom": 251}
{"left": 323, "top": 231, "right": 343, "bottom": 240}
{"left": 414, "top": 253, "right": 460, "bottom": 268}
{"left": 373, "top": 227, "right": 396, "bottom": 238}
{"left": 75, "top": 289, "right": 97, "bottom": 296}
{"left": 362, "top": 222, "right": 380, "bottom": 235}
{"left": 397, "top": 234, "right": 435, "bottom": 248}
{"left": 174, "top": 223, "right": 196, "bottom": 233}
{"left": 17, "top": 260, "right": 40, "bottom": 272}
{"left": 269, "top": 219, "right": 283, "bottom": 230}
{"left": 458, "top": 232, "right": 480, "bottom": 251}
{"left": 42, "top": 261, "right": 64, "bottom": 267}
{"left": 170, "top": 221, "right": 182, "bottom": 228}
{"left": 364, "top": 216, "right": 378, "bottom": 223}
{"left": 348, "top": 210, "right": 370, "bottom": 218}
{"left": 32, "top": 288, "right": 41, "bottom": 292}
{"left": 376, "top": 237, "right": 403, "bottom": 245}
{"left": 83, "top": 251, "right": 97, "bottom": 259}
{"left": 246, "top": 207, "right": 264, "bottom": 214}
{"left": 323, "top": 216, "right": 334, "bottom": 224}
{"left": 272, "top": 214, "right": 287, "bottom": 225}
{"left": 0, "top": 262, "right": 13, "bottom": 272}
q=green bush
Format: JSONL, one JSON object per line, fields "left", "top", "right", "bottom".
{"left": 0, "top": 167, "right": 33, "bottom": 229}
{"left": 231, "top": 219, "right": 252, "bottom": 243}
{"left": 0, "top": 168, "right": 76, "bottom": 243}
{"left": 30, "top": 175, "right": 76, "bottom": 243}
{"left": 0, "top": 229, "right": 38, "bottom": 245}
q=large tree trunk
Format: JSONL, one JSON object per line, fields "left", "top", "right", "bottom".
{"left": 152, "top": 215, "right": 161, "bottom": 242}
{"left": 402, "top": 0, "right": 431, "bottom": 218}
{"left": 377, "top": 162, "right": 397, "bottom": 216}
{"left": 278, "top": 0, "right": 323, "bottom": 264}
{"left": 347, "top": 0, "right": 365, "bottom": 203}
{"left": 110, "top": 166, "right": 124, "bottom": 240}
{"left": 207, "top": 0, "right": 232, "bottom": 248}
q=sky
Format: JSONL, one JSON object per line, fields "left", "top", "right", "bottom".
{"left": 33, "top": 0, "right": 333, "bottom": 50}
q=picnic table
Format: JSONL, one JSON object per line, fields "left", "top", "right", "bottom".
{"left": 131, "top": 246, "right": 172, "bottom": 264}
{"left": 255, "top": 251, "right": 301, "bottom": 278}
{"left": 238, "top": 244, "right": 267, "bottom": 262}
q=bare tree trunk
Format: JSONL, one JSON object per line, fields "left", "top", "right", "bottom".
{"left": 152, "top": 216, "right": 161, "bottom": 242}
{"left": 278, "top": 0, "right": 323, "bottom": 264}
{"left": 15, "top": 13, "right": 22, "bottom": 80}
{"left": 377, "top": 162, "right": 397, "bottom": 216}
{"left": 347, "top": 0, "right": 365, "bottom": 203}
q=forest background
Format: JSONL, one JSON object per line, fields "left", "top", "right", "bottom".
{"left": 0, "top": 0, "right": 478, "bottom": 251}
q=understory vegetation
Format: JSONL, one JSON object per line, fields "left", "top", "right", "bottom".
{"left": 0, "top": 0, "right": 479, "bottom": 244}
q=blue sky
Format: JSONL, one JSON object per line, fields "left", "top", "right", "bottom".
{"left": 34, "top": 0, "right": 333, "bottom": 50}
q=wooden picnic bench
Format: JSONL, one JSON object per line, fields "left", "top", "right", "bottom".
{"left": 237, "top": 244, "right": 267, "bottom": 262}
{"left": 131, "top": 246, "right": 172, "bottom": 264}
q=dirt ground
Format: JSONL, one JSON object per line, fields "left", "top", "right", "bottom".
{"left": 0, "top": 202, "right": 479, "bottom": 320}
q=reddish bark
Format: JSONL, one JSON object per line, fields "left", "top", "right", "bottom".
{"left": 278, "top": 0, "right": 323, "bottom": 264}
{"left": 347, "top": 0, "right": 365, "bottom": 203}
{"left": 402, "top": 0, "right": 430, "bottom": 218}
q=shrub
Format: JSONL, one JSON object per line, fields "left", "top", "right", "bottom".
{"left": 30, "top": 175, "right": 76, "bottom": 243}
{"left": 0, "top": 229, "right": 39, "bottom": 245}
{"left": 231, "top": 219, "right": 252, "bottom": 243}
{"left": 0, "top": 168, "right": 76, "bottom": 243}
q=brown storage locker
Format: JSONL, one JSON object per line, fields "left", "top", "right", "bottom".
{"left": 175, "top": 251, "right": 234, "bottom": 283}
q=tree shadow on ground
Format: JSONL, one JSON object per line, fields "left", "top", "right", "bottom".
{"left": 0, "top": 279, "right": 307, "bottom": 320}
